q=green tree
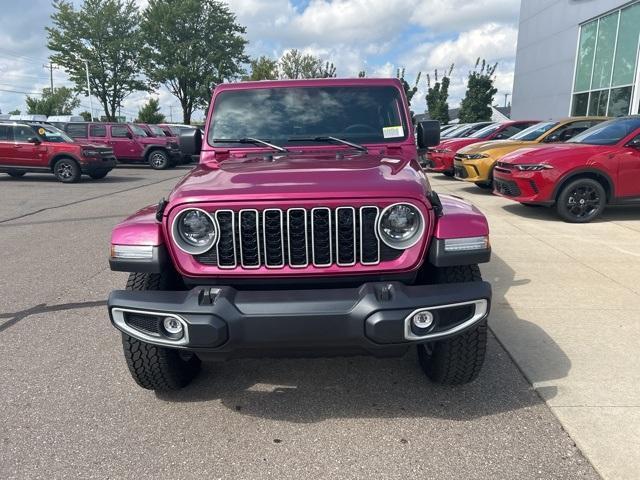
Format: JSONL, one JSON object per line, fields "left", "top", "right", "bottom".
{"left": 142, "top": 0, "right": 248, "bottom": 124}
{"left": 458, "top": 59, "right": 498, "bottom": 123}
{"left": 26, "top": 87, "right": 80, "bottom": 116}
{"left": 278, "top": 49, "right": 336, "bottom": 79}
{"left": 245, "top": 56, "right": 278, "bottom": 81}
{"left": 47, "top": 0, "right": 148, "bottom": 122}
{"left": 397, "top": 68, "right": 421, "bottom": 105}
{"left": 8, "top": 109, "right": 21, "bottom": 115}
{"left": 79, "top": 111, "right": 92, "bottom": 121}
{"left": 425, "top": 64, "right": 454, "bottom": 125}
{"left": 136, "top": 98, "right": 166, "bottom": 123}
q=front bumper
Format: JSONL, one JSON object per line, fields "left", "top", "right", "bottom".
{"left": 493, "top": 168, "right": 555, "bottom": 204}
{"left": 425, "top": 152, "right": 454, "bottom": 173}
{"left": 108, "top": 281, "right": 491, "bottom": 359}
{"left": 81, "top": 155, "right": 117, "bottom": 173}
{"left": 454, "top": 159, "right": 492, "bottom": 183}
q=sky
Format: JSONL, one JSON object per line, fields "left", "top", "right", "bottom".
{"left": 0, "top": 0, "right": 521, "bottom": 121}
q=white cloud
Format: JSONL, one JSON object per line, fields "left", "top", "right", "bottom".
{"left": 411, "top": 0, "right": 520, "bottom": 32}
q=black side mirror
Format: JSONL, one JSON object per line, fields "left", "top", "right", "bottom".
{"left": 27, "top": 137, "right": 41, "bottom": 144}
{"left": 417, "top": 120, "right": 440, "bottom": 149}
{"left": 179, "top": 128, "right": 202, "bottom": 157}
{"left": 126, "top": 131, "right": 133, "bottom": 139}
{"left": 544, "top": 133, "right": 561, "bottom": 143}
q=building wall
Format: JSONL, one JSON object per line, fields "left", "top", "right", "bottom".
{"left": 511, "top": 0, "right": 628, "bottom": 119}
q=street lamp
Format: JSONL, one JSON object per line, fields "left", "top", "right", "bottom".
{"left": 80, "top": 58, "right": 94, "bottom": 121}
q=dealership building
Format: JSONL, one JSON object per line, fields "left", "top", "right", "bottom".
{"left": 512, "top": 0, "right": 640, "bottom": 119}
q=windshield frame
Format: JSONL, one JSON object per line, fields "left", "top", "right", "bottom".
{"left": 567, "top": 117, "right": 640, "bottom": 146}
{"left": 469, "top": 123, "right": 502, "bottom": 139}
{"left": 207, "top": 84, "right": 411, "bottom": 149}
{"left": 36, "top": 124, "right": 75, "bottom": 143}
{"left": 510, "top": 121, "right": 558, "bottom": 141}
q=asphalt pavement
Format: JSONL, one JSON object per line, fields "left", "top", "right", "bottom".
{"left": 0, "top": 165, "right": 599, "bottom": 479}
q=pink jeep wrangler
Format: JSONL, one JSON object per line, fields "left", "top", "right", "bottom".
{"left": 107, "top": 78, "right": 492, "bottom": 391}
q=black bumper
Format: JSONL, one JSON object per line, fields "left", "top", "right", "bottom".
{"left": 108, "top": 281, "right": 491, "bottom": 359}
{"left": 81, "top": 155, "right": 117, "bottom": 173}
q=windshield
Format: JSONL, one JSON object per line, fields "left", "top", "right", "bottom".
{"left": 470, "top": 124, "right": 502, "bottom": 138}
{"left": 129, "top": 124, "right": 147, "bottom": 137}
{"left": 511, "top": 121, "right": 557, "bottom": 141}
{"left": 568, "top": 117, "right": 640, "bottom": 145}
{"left": 209, "top": 86, "right": 408, "bottom": 147}
{"left": 148, "top": 125, "right": 165, "bottom": 136}
{"left": 442, "top": 125, "right": 469, "bottom": 138}
{"left": 37, "top": 125, "right": 74, "bottom": 143}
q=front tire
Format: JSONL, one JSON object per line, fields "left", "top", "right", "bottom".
{"left": 53, "top": 158, "right": 81, "bottom": 183}
{"left": 147, "top": 150, "right": 170, "bottom": 170}
{"left": 442, "top": 170, "right": 454, "bottom": 177}
{"left": 89, "top": 169, "right": 110, "bottom": 180}
{"left": 120, "top": 272, "right": 201, "bottom": 391}
{"left": 418, "top": 265, "right": 488, "bottom": 385}
{"left": 556, "top": 178, "right": 606, "bottom": 223}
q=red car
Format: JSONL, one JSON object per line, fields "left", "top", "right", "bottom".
{"left": 426, "top": 120, "right": 538, "bottom": 175}
{"left": 0, "top": 120, "right": 116, "bottom": 183}
{"left": 493, "top": 116, "right": 640, "bottom": 222}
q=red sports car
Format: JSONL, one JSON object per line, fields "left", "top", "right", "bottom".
{"left": 426, "top": 120, "right": 539, "bottom": 175}
{"left": 493, "top": 116, "right": 640, "bottom": 222}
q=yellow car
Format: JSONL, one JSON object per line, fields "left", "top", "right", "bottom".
{"left": 453, "top": 117, "right": 608, "bottom": 189}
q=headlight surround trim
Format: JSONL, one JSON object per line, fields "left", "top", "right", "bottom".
{"left": 377, "top": 202, "right": 426, "bottom": 250}
{"left": 171, "top": 208, "right": 218, "bottom": 255}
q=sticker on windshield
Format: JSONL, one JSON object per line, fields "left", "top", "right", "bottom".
{"left": 383, "top": 126, "right": 404, "bottom": 138}
{"left": 38, "top": 128, "right": 46, "bottom": 135}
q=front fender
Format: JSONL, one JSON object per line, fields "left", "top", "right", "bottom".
{"left": 429, "top": 194, "right": 490, "bottom": 266}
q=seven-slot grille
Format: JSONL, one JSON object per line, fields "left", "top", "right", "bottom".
{"left": 195, "top": 206, "right": 402, "bottom": 269}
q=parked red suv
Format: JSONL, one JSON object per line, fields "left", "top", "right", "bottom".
{"left": 493, "top": 116, "right": 640, "bottom": 222}
{"left": 425, "top": 121, "right": 539, "bottom": 175}
{"left": 0, "top": 121, "right": 116, "bottom": 183}
{"left": 63, "top": 122, "right": 181, "bottom": 169}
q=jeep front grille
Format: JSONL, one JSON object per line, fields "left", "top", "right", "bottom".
{"left": 195, "top": 206, "right": 402, "bottom": 269}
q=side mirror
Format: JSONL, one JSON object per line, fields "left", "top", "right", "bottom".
{"left": 27, "top": 136, "right": 41, "bottom": 144}
{"left": 126, "top": 131, "right": 133, "bottom": 139}
{"left": 544, "top": 133, "right": 561, "bottom": 143}
{"left": 417, "top": 120, "right": 440, "bottom": 149}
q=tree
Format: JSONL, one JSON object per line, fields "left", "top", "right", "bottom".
{"left": 397, "top": 68, "right": 421, "bottom": 105}
{"left": 79, "top": 111, "right": 92, "bottom": 121}
{"left": 458, "top": 59, "right": 498, "bottom": 123}
{"left": 245, "top": 56, "right": 278, "bottom": 81}
{"left": 278, "top": 49, "right": 336, "bottom": 79}
{"left": 47, "top": 0, "right": 148, "bottom": 122}
{"left": 25, "top": 87, "right": 80, "bottom": 116}
{"left": 142, "top": 0, "right": 248, "bottom": 124}
{"left": 8, "top": 109, "right": 21, "bottom": 115}
{"left": 425, "top": 64, "right": 454, "bottom": 125}
{"left": 136, "top": 98, "right": 166, "bottom": 123}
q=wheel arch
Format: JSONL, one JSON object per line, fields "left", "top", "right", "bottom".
{"left": 552, "top": 168, "right": 614, "bottom": 203}
{"left": 143, "top": 145, "right": 169, "bottom": 159}
{"left": 48, "top": 153, "right": 82, "bottom": 171}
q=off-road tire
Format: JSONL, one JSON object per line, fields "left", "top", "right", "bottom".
{"left": 7, "top": 170, "right": 26, "bottom": 178}
{"left": 88, "top": 169, "right": 110, "bottom": 180}
{"left": 147, "top": 149, "right": 170, "bottom": 170}
{"left": 556, "top": 177, "right": 606, "bottom": 223}
{"left": 475, "top": 180, "right": 493, "bottom": 189}
{"left": 442, "top": 170, "right": 454, "bottom": 177}
{"left": 120, "top": 272, "right": 201, "bottom": 391}
{"left": 53, "top": 157, "right": 81, "bottom": 183}
{"left": 418, "top": 265, "right": 488, "bottom": 385}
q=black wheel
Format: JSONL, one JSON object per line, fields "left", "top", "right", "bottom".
{"left": 89, "top": 169, "right": 110, "bottom": 180}
{"left": 475, "top": 181, "right": 492, "bottom": 189}
{"left": 442, "top": 170, "right": 454, "bottom": 177}
{"left": 147, "top": 150, "right": 170, "bottom": 170}
{"left": 556, "top": 178, "right": 606, "bottom": 223}
{"left": 53, "top": 158, "right": 81, "bottom": 183}
{"left": 7, "top": 170, "right": 26, "bottom": 178}
{"left": 120, "top": 272, "right": 201, "bottom": 391}
{"left": 417, "top": 265, "right": 487, "bottom": 385}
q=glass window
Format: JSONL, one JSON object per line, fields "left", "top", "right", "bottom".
{"left": 110, "top": 125, "right": 130, "bottom": 138}
{"left": 572, "top": 92, "right": 590, "bottom": 116}
{"left": 500, "top": 125, "right": 530, "bottom": 138}
{"left": 591, "top": 12, "right": 619, "bottom": 89}
{"left": 13, "top": 125, "right": 35, "bottom": 142}
{"left": 608, "top": 86, "right": 633, "bottom": 117}
{"left": 90, "top": 124, "right": 106, "bottom": 137}
{"left": 38, "top": 125, "right": 74, "bottom": 143}
{"left": 569, "top": 117, "right": 640, "bottom": 145}
{"left": 209, "top": 86, "right": 409, "bottom": 146}
{"left": 128, "top": 124, "right": 147, "bottom": 136}
{"left": 65, "top": 123, "right": 88, "bottom": 138}
{"left": 149, "top": 125, "right": 165, "bottom": 136}
{"left": 588, "top": 89, "right": 609, "bottom": 115}
{"left": 0, "top": 124, "right": 11, "bottom": 141}
{"left": 469, "top": 124, "right": 501, "bottom": 138}
{"left": 511, "top": 121, "right": 558, "bottom": 141}
{"left": 612, "top": 3, "right": 640, "bottom": 86}
{"left": 575, "top": 20, "right": 598, "bottom": 91}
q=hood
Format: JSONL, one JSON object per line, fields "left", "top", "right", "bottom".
{"left": 499, "top": 143, "right": 602, "bottom": 164}
{"left": 458, "top": 139, "right": 535, "bottom": 154}
{"left": 74, "top": 141, "right": 112, "bottom": 150}
{"left": 168, "top": 152, "right": 429, "bottom": 204}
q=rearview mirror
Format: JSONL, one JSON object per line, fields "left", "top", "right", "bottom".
{"left": 417, "top": 120, "right": 440, "bottom": 149}
{"left": 27, "top": 136, "right": 41, "bottom": 144}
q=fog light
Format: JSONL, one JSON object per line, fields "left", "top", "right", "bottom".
{"left": 412, "top": 310, "right": 434, "bottom": 329}
{"left": 163, "top": 316, "right": 183, "bottom": 338}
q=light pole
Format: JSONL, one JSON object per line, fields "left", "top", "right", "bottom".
{"left": 81, "top": 58, "right": 94, "bottom": 121}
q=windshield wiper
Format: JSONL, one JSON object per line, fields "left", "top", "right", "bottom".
{"left": 288, "top": 136, "right": 368, "bottom": 152}
{"left": 213, "top": 137, "right": 289, "bottom": 153}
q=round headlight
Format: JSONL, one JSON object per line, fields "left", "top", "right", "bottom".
{"left": 378, "top": 203, "right": 425, "bottom": 249}
{"left": 172, "top": 208, "right": 217, "bottom": 254}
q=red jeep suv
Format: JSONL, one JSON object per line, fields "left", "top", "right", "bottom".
{"left": 0, "top": 121, "right": 116, "bottom": 183}
{"left": 493, "top": 116, "right": 640, "bottom": 222}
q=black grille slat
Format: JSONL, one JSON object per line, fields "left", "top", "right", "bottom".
{"left": 336, "top": 208, "right": 356, "bottom": 265}
{"left": 240, "top": 210, "right": 260, "bottom": 267}
{"left": 360, "top": 207, "right": 379, "bottom": 264}
{"left": 125, "top": 313, "right": 161, "bottom": 336}
{"left": 216, "top": 211, "right": 236, "bottom": 267}
{"left": 288, "top": 209, "right": 308, "bottom": 267}
{"left": 263, "top": 209, "right": 284, "bottom": 267}
{"left": 495, "top": 179, "right": 521, "bottom": 197}
{"left": 312, "top": 208, "right": 332, "bottom": 266}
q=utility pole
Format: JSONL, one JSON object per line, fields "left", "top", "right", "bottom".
{"left": 81, "top": 59, "right": 94, "bottom": 121}
{"left": 169, "top": 105, "right": 174, "bottom": 122}
{"left": 504, "top": 93, "right": 511, "bottom": 108}
{"left": 42, "top": 62, "right": 58, "bottom": 92}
